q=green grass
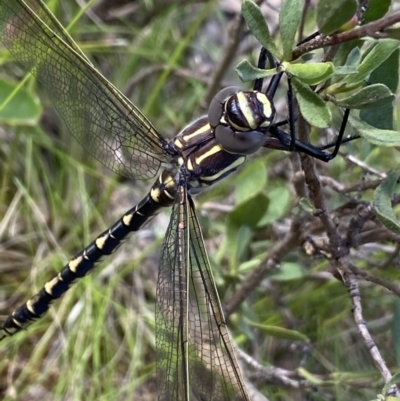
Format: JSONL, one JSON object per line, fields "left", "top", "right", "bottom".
{"left": 1, "top": 1, "right": 400, "bottom": 401}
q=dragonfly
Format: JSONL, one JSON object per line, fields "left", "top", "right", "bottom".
{"left": 0, "top": 1, "right": 348, "bottom": 400}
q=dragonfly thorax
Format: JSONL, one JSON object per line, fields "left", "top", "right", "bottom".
{"left": 208, "top": 86, "right": 275, "bottom": 156}
{"left": 173, "top": 116, "right": 246, "bottom": 194}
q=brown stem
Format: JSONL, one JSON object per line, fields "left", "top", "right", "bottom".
{"left": 292, "top": 11, "right": 400, "bottom": 60}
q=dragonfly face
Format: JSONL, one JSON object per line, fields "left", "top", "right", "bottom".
{"left": 208, "top": 86, "right": 276, "bottom": 155}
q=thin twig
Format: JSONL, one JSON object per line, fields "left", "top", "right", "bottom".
{"left": 293, "top": 11, "right": 400, "bottom": 60}
{"left": 340, "top": 270, "right": 400, "bottom": 397}
{"left": 346, "top": 262, "right": 400, "bottom": 297}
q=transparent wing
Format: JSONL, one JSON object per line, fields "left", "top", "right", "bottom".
{"left": 14, "top": 0, "right": 91, "bottom": 62}
{"left": 0, "top": 0, "right": 170, "bottom": 180}
{"left": 156, "top": 182, "right": 190, "bottom": 401}
{"left": 156, "top": 180, "right": 250, "bottom": 401}
{"left": 186, "top": 196, "right": 250, "bottom": 401}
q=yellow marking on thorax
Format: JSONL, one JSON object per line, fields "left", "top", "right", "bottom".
{"left": 200, "top": 156, "right": 245, "bottom": 182}
{"left": 177, "top": 156, "right": 184, "bottom": 166}
{"left": 174, "top": 139, "right": 184, "bottom": 148}
{"left": 187, "top": 158, "right": 194, "bottom": 171}
{"left": 181, "top": 122, "right": 211, "bottom": 141}
{"left": 195, "top": 144, "right": 222, "bottom": 165}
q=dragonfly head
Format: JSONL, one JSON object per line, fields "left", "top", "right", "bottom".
{"left": 208, "top": 86, "right": 275, "bottom": 155}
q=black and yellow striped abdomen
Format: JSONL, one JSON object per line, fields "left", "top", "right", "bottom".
{"left": 0, "top": 170, "right": 177, "bottom": 339}
{"left": 1, "top": 115, "right": 247, "bottom": 340}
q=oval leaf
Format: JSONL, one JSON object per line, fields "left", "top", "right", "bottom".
{"left": 360, "top": 48, "right": 399, "bottom": 130}
{"left": 229, "top": 192, "right": 270, "bottom": 228}
{"left": 269, "top": 261, "right": 306, "bottom": 281}
{"left": 335, "top": 84, "right": 394, "bottom": 109}
{"left": 373, "top": 168, "right": 400, "bottom": 234}
{"left": 234, "top": 158, "right": 268, "bottom": 204}
{"left": 258, "top": 186, "right": 291, "bottom": 226}
{"left": 242, "top": 0, "right": 280, "bottom": 60}
{"left": 235, "top": 59, "right": 277, "bottom": 82}
{"left": 346, "top": 39, "right": 400, "bottom": 86}
{"left": 316, "top": 0, "right": 357, "bottom": 35}
{"left": 363, "top": 0, "right": 391, "bottom": 23}
{"left": 285, "top": 62, "right": 334, "bottom": 85}
{"left": 291, "top": 77, "right": 332, "bottom": 128}
{"left": 227, "top": 193, "right": 269, "bottom": 268}
{"left": 279, "top": 0, "right": 302, "bottom": 60}
{"left": 348, "top": 114, "right": 400, "bottom": 146}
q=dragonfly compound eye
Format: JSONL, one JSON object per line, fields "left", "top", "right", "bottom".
{"left": 209, "top": 88, "right": 276, "bottom": 155}
{"left": 225, "top": 91, "right": 275, "bottom": 131}
{"left": 208, "top": 86, "right": 242, "bottom": 127}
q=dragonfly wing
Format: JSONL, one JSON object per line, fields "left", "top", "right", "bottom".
{"left": 0, "top": 0, "right": 169, "bottom": 180}
{"left": 156, "top": 181, "right": 190, "bottom": 401}
{"left": 156, "top": 176, "right": 250, "bottom": 401}
{"left": 18, "top": 0, "right": 92, "bottom": 63}
{"left": 186, "top": 196, "right": 250, "bottom": 401}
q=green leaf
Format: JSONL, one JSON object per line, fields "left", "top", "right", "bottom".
{"left": 348, "top": 114, "right": 400, "bottom": 147}
{"left": 269, "top": 261, "right": 307, "bottom": 281}
{"left": 362, "top": 0, "right": 391, "bottom": 23}
{"left": 346, "top": 39, "right": 400, "bottom": 86}
{"left": 226, "top": 193, "right": 270, "bottom": 268}
{"left": 345, "top": 46, "right": 362, "bottom": 69}
{"left": 333, "top": 65, "right": 358, "bottom": 76}
{"left": 242, "top": 0, "right": 280, "bottom": 59}
{"left": 373, "top": 167, "right": 400, "bottom": 234}
{"left": 258, "top": 186, "right": 291, "bottom": 226}
{"left": 360, "top": 48, "right": 399, "bottom": 130}
{"left": 316, "top": 0, "right": 357, "bottom": 35}
{"left": 333, "top": 40, "right": 362, "bottom": 68}
{"left": 291, "top": 77, "right": 332, "bottom": 128}
{"left": 279, "top": 0, "right": 302, "bottom": 60}
{"left": 229, "top": 192, "right": 270, "bottom": 228}
{"left": 235, "top": 59, "right": 277, "bottom": 82}
{"left": 234, "top": 158, "right": 268, "bottom": 204}
{"left": 246, "top": 319, "right": 310, "bottom": 342}
{"left": 0, "top": 79, "right": 42, "bottom": 125}
{"left": 335, "top": 84, "right": 394, "bottom": 109}
{"left": 331, "top": 40, "right": 363, "bottom": 84}
{"left": 331, "top": 47, "right": 361, "bottom": 78}
{"left": 298, "top": 197, "right": 315, "bottom": 214}
{"left": 285, "top": 61, "right": 334, "bottom": 85}
{"left": 381, "top": 371, "right": 400, "bottom": 399}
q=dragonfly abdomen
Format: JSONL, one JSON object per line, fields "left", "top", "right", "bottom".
{"left": 0, "top": 170, "right": 177, "bottom": 340}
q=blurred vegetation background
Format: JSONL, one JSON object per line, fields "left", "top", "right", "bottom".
{"left": 0, "top": 0, "right": 400, "bottom": 400}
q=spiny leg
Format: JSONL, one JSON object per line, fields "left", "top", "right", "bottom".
{"left": 253, "top": 38, "right": 354, "bottom": 161}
